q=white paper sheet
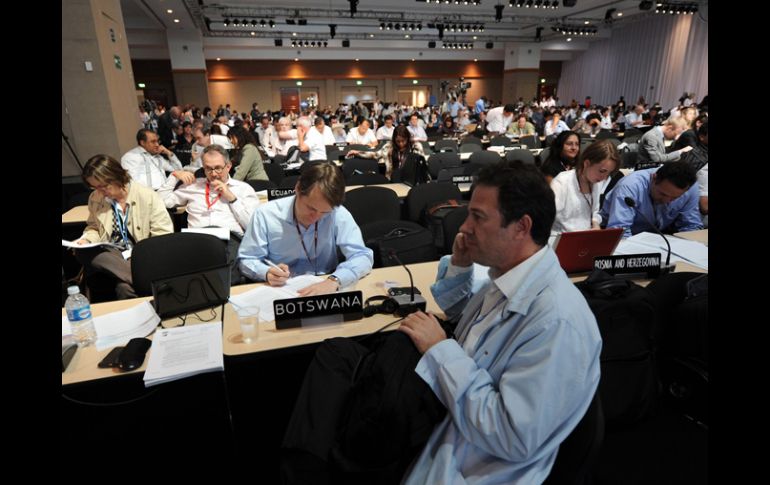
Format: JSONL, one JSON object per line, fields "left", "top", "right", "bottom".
{"left": 143, "top": 322, "right": 224, "bottom": 387}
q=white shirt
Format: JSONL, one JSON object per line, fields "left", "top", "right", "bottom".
{"left": 304, "top": 127, "right": 328, "bottom": 161}
{"left": 697, "top": 163, "right": 708, "bottom": 197}
{"left": 549, "top": 169, "right": 603, "bottom": 244}
{"left": 209, "top": 134, "right": 234, "bottom": 149}
{"left": 462, "top": 247, "right": 547, "bottom": 352}
{"left": 346, "top": 127, "right": 377, "bottom": 145}
{"left": 406, "top": 124, "right": 428, "bottom": 142}
{"left": 157, "top": 175, "right": 260, "bottom": 236}
{"left": 255, "top": 125, "right": 278, "bottom": 157}
{"left": 275, "top": 129, "right": 298, "bottom": 156}
{"left": 376, "top": 125, "right": 395, "bottom": 140}
{"left": 486, "top": 106, "right": 513, "bottom": 134}
{"left": 121, "top": 146, "right": 183, "bottom": 190}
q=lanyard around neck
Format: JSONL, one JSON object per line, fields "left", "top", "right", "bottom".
{"left": 205, "top": 182, "right": 222, "bottom": 210}
{"left": 112, "top": 202, "right": 130, "bottom": 245}
{"left": 294, "top": 202, "right": 319, "bottom": 274}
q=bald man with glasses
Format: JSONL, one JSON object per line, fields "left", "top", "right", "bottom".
{"left": 158, "top": 144, "right": 260, "bottom": 283}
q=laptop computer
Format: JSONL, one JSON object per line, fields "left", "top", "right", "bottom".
{"left": 151, "top": 264, "right": 231, "bottom": 319}
{"left": 553, "top": 228, "right": 624, "bottom": 274}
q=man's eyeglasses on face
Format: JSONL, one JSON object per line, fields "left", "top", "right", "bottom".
{"left": 204, "top": 166, "right": 227, "bottom": 174}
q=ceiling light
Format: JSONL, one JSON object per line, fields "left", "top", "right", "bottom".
{"left": 166, "top": 9, "right": 173, "bottom": 14}
{"left": 173, "top": 19, "right": 180, "bottom": 23}
{"left": 216, "top": 57, "right": 221, "bottom": 61}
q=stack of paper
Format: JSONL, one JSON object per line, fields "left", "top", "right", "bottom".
{"left": 61, "top": 239, "right": 122, "bottom": 249}
{"left": 143, "top": 322, "right": 224, "bottom": 387}
{"left": 229, "top": 274, "right": 324, "bottom": 321}
{"left": 61, "top": 301, "right": 160, "bottom": 351}
{"left": 615, "top": 232, "right": 708, "bottom": 270}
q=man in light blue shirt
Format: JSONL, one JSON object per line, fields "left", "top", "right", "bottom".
{"left": 474, "top": 96, "right": 487, "bottom": 116}
{"left": 600, "top": 161, "right": 702, "bottom": 238}
{"left": 238, "top": 163, "right": 373, "bottom": 296}
{"left": 399, "top": 160, "right": 602, "bottom": 484}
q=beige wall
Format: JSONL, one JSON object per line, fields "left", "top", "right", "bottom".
{"left": 172, "top": 71, "right": 210, "bottom": 109}
{"left": 208, "top": 79, "right": 274, "bottom": 114}
{"left": 502, "top": 70, "right": 539, "bottom": 104}
{"left": 62, "top": 0, "right": 141, "bottom": 176}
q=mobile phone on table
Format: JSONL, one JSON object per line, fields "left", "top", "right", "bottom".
{"left": 97, "top": 346, "right": 125, "bottom": 368}
{"left": 387, "top": 287, "right": 422, "bottom": 297}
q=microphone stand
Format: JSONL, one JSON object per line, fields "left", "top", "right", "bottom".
{"left": 62, "top": 131, "right": 84, "bottom": 172}
{"left": 388, "top": 251, "right": 427, "bottom": 316}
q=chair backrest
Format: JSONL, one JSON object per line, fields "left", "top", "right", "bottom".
{"left": 347, "top": 172, "right": 390, "bottom": 186}
{"left": 436, "top": 166, "right": 467, "bottom": 183}
{"left": 459, "top": 143, "right": 482, "bottom": 154}
{"left": 542, "top": 392, "right": 604, "bottom": 485}
{"left": 434, "top": 139, "right": 458, "bottom": 153}
{"left": 621, "top": 151, "right": 639, "bottom": 169}
{"left": 131, "top": 233, "right": 228, "bottom": 297}
{"left": 461, "top": 136, "right": 483, "bottom": 147}
{"left": 440, "top": 205, "right": 469, "bottom": 254}
{"left": 343, "top": 144, "right": 374, "bottom": 155}
{"left": 325, "top": 148, "right": 343, "bottom": 164}
{"left": 279, "top": 174, "right": 300, "bottom": 189}
{"left": 595, "top": 130, "right": 616, "bottom": 140}
{"left": 263, "top": 163, "right": 285, "bottom": 184}
{"left": 67, "top": 191, "right": 91, "bottom": 210}
{"left": 194, "top": 167, "right": 205, "bottom": 178}
{"left": 405, "top": 182, "right": 462, "bottom": 222}
{"left": 343, "top": 186, "right": 401, "bottom": 226}
{"left": 489, "top": 135, "right": 513, "bottom": 147}
{"left": 539, "top": 147, "right": 552, "bottom": 164}
{"left": 246, "top": 179, "right": 277, "bottom": 192}
{"left": 468, "top": 151, "right": 502, "bottom": 166}
{"left": 427, "top": 153, "right": 462, "bottom": 178}
{"left": 505, "top": 149, "right": 536, "bottom": 165}
{"left": 360, "top": 220, "right": 438, "bottom": 268}
{"left": 519, "top": 134, "right": 540, "bottom": 149}
{"left": 419, "top": 140, "right": 433, "bottom": 156}
{"left": 342, "top": 158, "right": 380, "bottom": 180}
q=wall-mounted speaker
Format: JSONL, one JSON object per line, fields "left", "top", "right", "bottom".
{"left": 485, "top": 42, "right": 493, "bottom": 49}
{"left": 562, "top": 0, "right": 577, "bottom": 6}
{"left": 342, "top": 39, "right": 350, "bottom": 47}
{"left": 428, "top": 41, "right": 436, "bottom": 48}
{"left": 274, "top": 39, "right": 283, "bottom": 46}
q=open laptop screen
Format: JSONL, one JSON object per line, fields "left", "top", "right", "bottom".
{"left": 553, "top": 228, "right": 624, "bottom": 274}
{"left": 151, "top": 264, "right": 231, "bottom": 319}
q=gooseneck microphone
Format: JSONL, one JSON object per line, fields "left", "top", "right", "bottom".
{"left": 623, "top": 196, "right": 674, "bottom": 273}
{"left": 388, "top": 251, "right": 427, "bottom": 316}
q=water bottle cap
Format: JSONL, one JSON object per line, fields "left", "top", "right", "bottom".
{"left": 67, "top": 285, "right": 81, "bottom": 295}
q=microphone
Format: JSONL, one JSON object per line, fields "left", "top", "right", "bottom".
{"left": 623, "top": 196, "right": 675, "bottom": 275}
{"left": 388, "top": 251, "right": 427, "bottom": 316}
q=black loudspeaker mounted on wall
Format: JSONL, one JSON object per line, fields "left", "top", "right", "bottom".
{"left": 562, "top": 0, "right": 577, "bottom": 6}
{"left": 485, "top": 42, "right": 493, "bottom": 49}
{"left": 639, "top": 0, "right": 653, "bottom": 10}
{"left": 342, "top": 39, "right": 350, "bottom": 47}
{"left": 428, "top": 41, "right": 436, "bottom": 48}
{"left": 274, "top": 39, "right": 283, "bottom": 46}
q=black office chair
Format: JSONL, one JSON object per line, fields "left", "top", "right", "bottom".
{"left": 505, "top": 149, "right": 536, "bottom": 165}
{"left": 458, "top": 143, "right": 482, "bottom": 154}
{"left": 131, "top": 232, "right": 228, "bottom": 297}
{"left": 405, "top": 182, "right": 462, "bottom": 223}
{"left": 468, "top": 151, "right": 501, "bottom": 166}
{"left": 461, "top": 136, "right": 483, "bottom": 147}
{"left": 439, "top": 205, "right": 468, "bottom": 255}
{"left": 66, "top": 191, "right": 91, "bottom": 210}
{"left": 342, "top": 158, "right": 380, "bottom": 180}
{"left": 246, "top": 179, "right": 277, "bottom": 192}
{"left": 343, "top": 186, "right": 401, "bottom": 227}
{"left": 427, "top": 153, "right": 462, "bottom": 179}
{"left": 519, "top": 134, "right": 540, "bottom": 149}
{"left": 543, "top": 392, "right": 605, "bottom": 485}
{"left": 263, "top": 163, "right": 285, "bottom": 185}
{"left": 346, "top": 172, "right": 390, "bottom": 186}
{"left": 279, "top": 175, "right": 300, "bottom": 189}
{"left": 489, "top": 135, "right": 513, "bottom": 147}
{"left": 360, "top": 220, "right": 437, "bottom": 268}
{"left": 595, "top": 130, "right": 616, "bottom": 140}
{"left": 194, "top": 167, "right": 205, "bottom": 178}
{"left": 434, "top": 139, "right": 458, "bottom": 153}
{"left": 621, "top": 151, "right": 639, "bottom": 169}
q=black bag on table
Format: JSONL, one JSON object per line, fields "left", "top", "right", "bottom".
{"left": 575, "top": 270, "right": 660, "bottom": 428}
{"left": 364, "top": 224, "right": 437, "bottom": 268}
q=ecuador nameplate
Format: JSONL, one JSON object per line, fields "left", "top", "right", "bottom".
{"left": 593, "top": 253, "right": 661, "bottom": 278}
{"left": 451, "top": 175, "right": 472, "bottom": 185}
{"left": 274, "top": 290, "right": 364, "bottom": 329}
{"left": 268, "top": 188, "right": 296, "bottom": 200}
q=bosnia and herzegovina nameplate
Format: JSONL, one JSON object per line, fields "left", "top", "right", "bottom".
{"left": 274, "top": 290, "right": 364, "bottom": 329}
{"left": 593, "top": 253, "right": 661, "bottom": 278}
{"left": 267, "top": 188, "right": 295, "bottom": 200}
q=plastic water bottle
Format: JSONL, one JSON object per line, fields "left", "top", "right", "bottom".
{"left": 65, "top": 286, "right": 97, "bottom": 347}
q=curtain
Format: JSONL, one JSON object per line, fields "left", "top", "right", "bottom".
{"left": 558, "top": 14, "right": 708, "bottom": 110}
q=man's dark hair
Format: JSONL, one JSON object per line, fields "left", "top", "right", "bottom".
{"left": 655, "top": 161, "right": 697, "bottom": 190}
{"left": 136, "top": 128, "right": 156, "bottom": 144}
{"left": 697, "top": 120, "right": 708, "bottom": 138}
{"left": 297, "top": 162, "right": 346, "bottom": 207}
{"left": 503, "top": 104, "right": 516, "bottom": 113}
{"left": 475, "top": 160, "right": 555, "bottom": 246}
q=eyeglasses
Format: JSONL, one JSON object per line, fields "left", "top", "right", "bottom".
{"left": 203, "top": 166, "right": 228, "bottom": 174}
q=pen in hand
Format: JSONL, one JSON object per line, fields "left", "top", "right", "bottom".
{"left": 263, "top": 258, "right": 291, "bottom": 286}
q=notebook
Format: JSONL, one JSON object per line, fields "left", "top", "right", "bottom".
{"left": 553, "top": 228, "right": 624, "bottom": 273}
{"left": 151, "top": 264, "right": 231, "bottom": 319}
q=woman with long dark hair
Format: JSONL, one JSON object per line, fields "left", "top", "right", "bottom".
{"left": 228, "top": 125, "right": 269, "bottom": 182}
{"left": 540, "top": 130, "right": 580, "bottom": 184}
{"left": 346, "top": 124, "right": 425, "bottom": 179}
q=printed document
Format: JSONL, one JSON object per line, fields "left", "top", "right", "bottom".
{"left": 143, "top": 322, "right": 224, "bottom": 387}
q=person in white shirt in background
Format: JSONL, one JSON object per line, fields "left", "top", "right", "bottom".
{"left": 274, "top": 116, "right": 299, "bottom": 159}
{"left": 544, "top": 111, "right": 571, "bottom": 137}
{"left": 599, "top": 106, "right": 614, "bottom": 130}
{"left": 185, "top": 124, "right": 234, "bottom": 173}
{"left": 376, "top": 115, "right": 395, "bottom": 140}
{"left": 549, "top": 139, "right": 621, "bottom": 245}
{"left": 485, "top": 104, "right": 516, "bottom": 136}
{"left": 346, "top": 118, "right": 378, "bottom": 147}
{"left": 121, "top": 129, "right": 184, "bottom": 190}
{"left": 407, "top": 113, "right": 428, "bottom": 142}
{"left": 625, "top": 104, "right": 646, "bottom": 128}
{"left": 157, "top": 144, "right": 260, "bottom": 283}
{"left": 297, "top": 116, "right": 332, "bottom": 162}
{"left": 254, "top": 114, "right": 278, "bottom": 158}
{"left": 697, "top": 163, "right": 708, "bottom": 228}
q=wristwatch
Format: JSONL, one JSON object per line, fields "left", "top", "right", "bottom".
{"left": 327, "top": 274, "right": 341, "bottom": 290}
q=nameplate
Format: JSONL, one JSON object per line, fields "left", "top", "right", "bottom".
{"left": 504, "top": 145, "right": 521, "bottom": 151}
{"left": 274, "top": 290, "right": 364, "bottom": 329}
{"left": 451, "top": 175, "right": 473, "bottom": 184}
{"left": 268, "top": 188, "right": 295, "bottom": 200}
{"left": 593, "top": 253, "right": 661, "bottom": 278}
{"left": 336, "top": 142, "right": 347, "bottom": 148}
{"left": 634, "top": 162, "right": 663, "bottom": 171}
